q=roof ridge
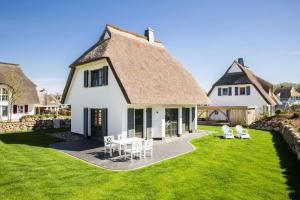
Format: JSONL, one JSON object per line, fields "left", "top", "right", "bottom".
{"left": 106, "top": 24, "right": 162, "bottom": 43}
{"left": 0, "top": 61, "right": 19, "bottom": 66}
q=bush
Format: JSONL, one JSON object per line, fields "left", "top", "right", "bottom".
{"left": 260, "top": 112, "right": 270, "bottom": 119}
{"left": 275, "top": 109, "right": 282, "bottom": 115}
{"left": 291, "top": 112, "right": 300, "bottom": 119}
{"left": 19, "top": 114, "right": 70, "bottom": 122}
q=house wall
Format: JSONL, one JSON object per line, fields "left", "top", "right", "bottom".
{"left": 0, "top": 84, "right": 35, "bottom": 121}
{"left": 64, "top": 59, "right": 127, "bottom": 137}
{"left": 128, "top": 105, "right": 197, "bottom": 139}
{"left": 209, "top": 84, "right": 269, "bottom": 118}
{"left": 65, "top": 59, "right": 198, "bottom": 139}
{"left": 227, "top": 63, "right": 242, "bottom": 73}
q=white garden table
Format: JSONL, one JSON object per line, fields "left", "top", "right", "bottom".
{"left": 111, "top": 137, "right": 144, "bottom": 156}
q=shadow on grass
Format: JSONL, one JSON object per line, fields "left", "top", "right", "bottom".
{"left": 0, "top": 131, "right": 62, "bottom": 147}
{"left": 272, "top": 131, "right": 300, "bottom": 200}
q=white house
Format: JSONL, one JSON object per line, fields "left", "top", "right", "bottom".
{"left": 0, "top": 61, "right": 39, "bottom": 121}
{"left": 207, "top": 58, "right": 280, "bottom": 121}
{"left": 36, "top": 88, "right": 61, "bottom": 114}
{"left": 275, "top": 87, "right": 300, "bottom": 107}
{"left": 62, "top": 24, "right": 210, "bottom": 142}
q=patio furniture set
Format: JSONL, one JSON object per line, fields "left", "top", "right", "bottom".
{"left": 104, "top": 133, "right": 153, "bottom": 161}
{"left": 222, "top": 125, "right": 250, "bottom": 139}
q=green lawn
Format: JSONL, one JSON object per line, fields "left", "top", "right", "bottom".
{"left": 0, "top": 126, "right": 299, "bottom": 200}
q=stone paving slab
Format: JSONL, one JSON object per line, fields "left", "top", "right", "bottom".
{"left": 50, "top": 131, "right": 212, "bottom": 171}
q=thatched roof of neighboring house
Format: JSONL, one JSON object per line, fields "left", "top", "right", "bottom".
{"left": 208, "top": 60, "right": 280, "bottom": 106}
{"left": 37, "top": 89, "right": 61, "bottom": 106}
{"left": 62, "top": 24, "right": 210, "bottom": 105}
{"left": 275, "top": 87, "right": 300, "bottom": 99}
{"left": 0, "top": 62, "right": 39, "bottom": 104}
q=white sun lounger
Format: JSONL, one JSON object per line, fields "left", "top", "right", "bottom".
{"left": 235, "top": 125, "right": 250, "bottom": 139}
{"left": 222, "top": 125, "right": 234, "bottom": 139}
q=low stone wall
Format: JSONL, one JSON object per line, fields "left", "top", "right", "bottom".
{"left": 250, "top": 120, "right": 300, "bottom": 160}
{"left": 0, "top": 119, "right": 71, "bottom": 133}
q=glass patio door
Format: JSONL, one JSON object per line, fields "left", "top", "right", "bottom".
{"left": 134, "top": 109, "right": 144, "bottom": 138}
{"left": 91, "top": 109, "right": 102, "bottom": 138}
{"left": 165, "top": 108, "right": 178, "bottom": 137}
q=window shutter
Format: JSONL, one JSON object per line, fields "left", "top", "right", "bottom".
{"left": 101, "top": 108, "right": 108, "bottom": 137}
{"left": 103, "top": 66, "right": 108, "bottom": 85}
{"left": 191, "top": 107, "right": 195, "bottom": 123}
{"left": 246, "top": 86, "right": 251, "bottom": 95}
{"left": 84, "top": 70, "right": 89, "bottom": 88}
{"left": 127, "top": 108, "right": 135, "bottom": 137}
{"left": 235, "top": 87, "right": 239, "bottom": 96}
{"left": 83, "top": 108, "right": 88, "bottom": 137}
{"left": 99, "top": 69, "right": 103, "bottom": 86}
{"left": 228, "top": 87, "right": 232, "bottom": 96}
{"left": 13, "top": 105, "right": 17, "bottom": 114}
{"left": 24, "top": 105, "right": 28, "bottom": 114}
{"left": 218, "top": 88, "right": 221, "bottom": 96}
{"left": 146, "top": 108, "right": 152, "bottom": 139}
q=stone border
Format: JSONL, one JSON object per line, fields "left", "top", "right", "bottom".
{"left": 250, "top": 121, "right": 300, "bottom": 160}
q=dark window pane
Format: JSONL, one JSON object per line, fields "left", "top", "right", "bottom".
{"left": 240, "top": 87, "right": 246, "bottom": 95}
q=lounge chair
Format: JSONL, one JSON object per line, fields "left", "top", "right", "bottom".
{"left": 235, "top": 125, "right": 250, "bottom": 139}
{"left": 222, "top": 125, "right": 234, "bottom": 139}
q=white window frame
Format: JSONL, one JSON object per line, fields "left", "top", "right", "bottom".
{"left": 17, "top": 105, "right": 24, "bottom": 114}
{"left": 0, "top": 88, "right": 8, "bottom": 102}
{"left": 222, "top": 88, "right": 229, "bottom": 96}
{"left": 239, "top": 87, "right": 246, "bottom": 96}
{"left": 1, "top": 106, "right": 8, "bottom": 117}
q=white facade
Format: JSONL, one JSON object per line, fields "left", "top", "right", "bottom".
{"left": 0, "top": 85, "right": 35, "bottom": 121}
{"left": 65, "top": 59, "right": 197, "bottom": 139}
{"left": 208, "top": 63, "right": 274, "bottom": 120}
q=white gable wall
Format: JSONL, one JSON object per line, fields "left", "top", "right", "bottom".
{"left": 209, "top": 84, "right": 269, "bottom": 116}
{"left": 227, "top": 63, "right": 242, "bottom": 73}
{"left": 65, "top": 59, "right": 198, "bottom": 139}
{"left": 65, "top": 59, "right": 127, "bottom": 136}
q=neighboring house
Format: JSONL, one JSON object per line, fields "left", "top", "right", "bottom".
{"left": 62, "top": 24, "right": 210, "bottom": 141}
{"left": 36, "top": 89, "right": 61, "bottom": 114}
{"left": 275, "top": 87, "right": 300, "bottom": 106}
{"left": 0, "top": 61, "right": 39, "bottom": 121}
{"left": 208, "top": 58, "right": 280, "bottom": 121}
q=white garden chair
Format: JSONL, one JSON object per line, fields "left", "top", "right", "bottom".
{"left": 142, "top": 139, "right": 153, "bottom": 158}
{"left": 117, "top": 134, "right": 122, "bottom": 140}
{"left": 121, "top": 132, "right": 128, "bottom": 140}
{"left": 222, "top": 125, "right": 234, "bottom": 139}
{"left": 124, "top": 141, "right": 143, "bottom": 161}
{"left": 104, "top": 136, "right": 117, "bottom": 157}
{"left": 235, "top": 125, "right": 250, "bottom": 139}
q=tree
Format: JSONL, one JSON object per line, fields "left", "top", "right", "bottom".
{"left": 5, "top": 71, "right": 24, "bottom": 121}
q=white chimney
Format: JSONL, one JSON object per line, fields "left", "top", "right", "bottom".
{"left": 145, "top": 27, "right": 155, "bottom": 43}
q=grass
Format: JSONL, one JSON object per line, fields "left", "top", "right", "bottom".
{"left": 0, "top": 125, "right": 299, "bottom": 200}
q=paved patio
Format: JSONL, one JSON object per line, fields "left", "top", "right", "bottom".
{"left": 50, "top": 131, "right": 211, "bottom": 170}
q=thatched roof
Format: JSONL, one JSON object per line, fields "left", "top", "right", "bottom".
{"left": 37, "top": 89, "right": 61, "bottom": 106}
{"left": 0, "top": 62, "right": 39, "bottom": 104}
{"left": 62, "top": 24, "right": 210, "bottom": 105}
{"left": 208, "top": 60, "right": 280, "bottom": 106}
{"left": 275, "top": 87, "right": 300, "bottom": 99}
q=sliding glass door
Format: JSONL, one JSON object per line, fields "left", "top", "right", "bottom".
{"left": 134, "top": 109, "right": 144, "bottom": 138}
{"left": 165, "top": 108, "right": 178, "bottom": 137}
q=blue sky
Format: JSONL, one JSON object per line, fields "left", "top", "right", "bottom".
{"left": 0, "top": 0, "right": 299, "bottom": 93}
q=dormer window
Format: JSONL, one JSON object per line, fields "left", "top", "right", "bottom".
{"left": 84, "top": 66, "right": 108, "bottom": 88}
{"left": 222, "top": 88, "right": 229, "bottom": 96}
{"left": 240, "top": 87, "right": 246, "bottom": 95}
{"left": 0, "top": 88, "right": 8, "bottom": 101}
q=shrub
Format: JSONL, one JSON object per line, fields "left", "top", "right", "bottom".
{"left": 260, "top": 112, "right": 270, "bottom": 120}
{"left": 275, "top": 109, "right": 282, "bottom": 115}
{"left": 291, "top": 112, "right": 300, "bottom": 119}
{"left": 19, "top": 114, "right": 70, "bottom": 122}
